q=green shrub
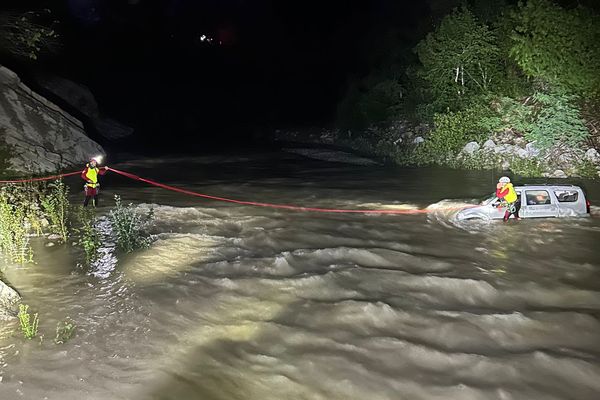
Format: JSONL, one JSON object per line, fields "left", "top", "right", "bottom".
{"left": 74, "top": 206, "right": 101, "bottom": 265}
{"left": 40, "top": 180, "right": 70, "bottom": 242}
{"left": 526, "top": 92, "right": 589, "bottom": 149}
{"left": 573, "top": 159, "right": 599, "bottom": 179}
{"left": 54, "top": 319, "right": 75, "bottom": 344}
{"left": 0, "top": 187, "right": 33, "bottom": 264}
{"left": 18, "top": 304, "right": 39, "bottom": 339}
{"left": 109, "top": 195, "right": 153, "bottom": 253}
{"left": 425, "top": 103, "right": 501, "bottom": 157}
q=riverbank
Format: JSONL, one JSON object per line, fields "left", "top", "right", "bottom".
{"left": 273, "top": 124, "right": 600, "bottom": 179}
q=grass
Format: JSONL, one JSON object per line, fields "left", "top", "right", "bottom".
{"left": 18, "top": 304, "right": 39, "bottom": 340}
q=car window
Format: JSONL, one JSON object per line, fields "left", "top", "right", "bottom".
{"left": 526, "top": 190, "right": 552, "bottom": 205}
{"left": 554, "top": 190, "right": 578, "bottom": 202}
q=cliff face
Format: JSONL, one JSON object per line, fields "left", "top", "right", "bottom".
{"left": 0, "top": 65, "right": 105, "bottom": 174}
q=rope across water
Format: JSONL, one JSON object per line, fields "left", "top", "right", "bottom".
{"left": 0, "top": 167, "right": 473, "bottom": 215}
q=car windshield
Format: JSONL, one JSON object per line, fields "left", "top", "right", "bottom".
{"left": 480, "top": 193, "right": 496, "bottom": 205}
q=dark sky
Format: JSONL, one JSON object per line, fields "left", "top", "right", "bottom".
{"left": 3, "top": 0, "right": 446, "bottom": 150}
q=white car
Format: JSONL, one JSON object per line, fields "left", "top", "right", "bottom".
{"left": 457, "top": 185, "right": 591, "bottom": 220}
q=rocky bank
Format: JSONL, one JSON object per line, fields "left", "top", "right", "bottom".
{"left": 0, "top": 65, "right": 105, "bottom": 174}
{"left": 274, "top": 123, "right": 600, "bottom": 178}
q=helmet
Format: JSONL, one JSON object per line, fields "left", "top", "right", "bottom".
{"left": 499, "top": 176, "right": 511, "bottom": 183}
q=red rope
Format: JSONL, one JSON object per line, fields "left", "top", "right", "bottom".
{"left": 0, "top": 171, "right": 81, "bottom": 183}
{"left": 0, "top": 167, "right": 473, "bottom": 215}
{"left": 106, "top": 167, "right": 468, "bottom": 215}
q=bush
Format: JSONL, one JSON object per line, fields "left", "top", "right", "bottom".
{"left": 74, "top": 206, "right": 101, "bottom": 265}
{"left": 0, "top": 186, "right": 33, "bottom": 264}
{"left": 424, "top": 103, "right": 501, "bottom": 158}
{"left": 54, "top": 319, "right": 75, "bottom": 344}
{"left": 109, "top": 195, "right": 153, "bottom": 253}
{"left": 40, "top": 180, "right": 70, "bottom": 242}
{"left": 526, "top": 92, "right": 589, "bottom": 149}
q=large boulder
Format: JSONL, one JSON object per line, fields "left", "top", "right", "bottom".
{"left": 462, "top": 141, "right": 480, "bottom": 155}
{"left": 0, "top": 65, "right": 105, "bottom": 174}
{"left": 585, "top": 148, "right": 600, "bottom": 164}
{"left": 525, "top": 142, "right": 540, "bottom": 158}
{"left": 0, "top": 278, "right": 20, "bottom": 320}
{"left": 482, "top": 139, "right": 496, "bottom": 150}
{"left": 35, "top": 74, "right": 133, "bottom": 140}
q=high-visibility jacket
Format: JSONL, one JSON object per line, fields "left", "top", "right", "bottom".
{"left": 496, "top": 183, "right": 517, "bottom": 203}
{"left": 81, "top": 164, "right": 106, "bottom": 188}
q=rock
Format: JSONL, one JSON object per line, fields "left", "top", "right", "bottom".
{"left": 92, "top": 117, "right": 134, "bottom": 140}
{"left": 585, "top": 148, "right": 600, "bottom": 164}
{"left": 483, "top": 139, "right": 496, "bottom": 149}
{"left": 462, "top": 141, "right": 480, "bottom": 155}
{"left": 550, "top": 169, "right": 568, "bottom": 179}
{"left": 413, "top": 136, "right": 425, "bottom": 144}
{"left": 46, "top": 242, "right": 55, "bottom": 247}
{"left": 0, "top": 65, "right": 105, "bottom": 174}
{"left": 525, "top": 142, "right": 540, "bottom": 158}
{"left": 516, "top": 148, "right": 529, "bottom": 159}
{"left": 494, "top": 144, "right": 514, "bottom": 154}
{"left": 35, "top": 74, "right": 134, "bottom": 140}
{"left": 47, "top": 234, "right": 62, "bottom": 241}
{"left": 35, "top": 74, "right": 99, "bottom": 118}
{"left": 0, "top": 278, "right": 20, "bottom": 320}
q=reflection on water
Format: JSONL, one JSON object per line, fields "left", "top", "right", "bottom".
{"left": 1, "top": 152, "right": 600, "bottom": 400}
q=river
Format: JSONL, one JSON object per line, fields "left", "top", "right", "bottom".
{"left": 1, "top": 151, "right": 600, "bottom": 400}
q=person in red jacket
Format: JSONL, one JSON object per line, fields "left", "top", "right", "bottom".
{"left": 81, "top": 157, "right": 108, "bottom": 206}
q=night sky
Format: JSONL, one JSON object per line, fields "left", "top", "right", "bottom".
{"left": 1, "top": 0, "right": 501, "bottom": 151}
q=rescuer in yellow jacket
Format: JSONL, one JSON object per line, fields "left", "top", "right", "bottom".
{"left": 496, "top": 176, "right": 520, "bottom": 222}
{"left": 81, "top": 157, "right": 108, "bottom": 207}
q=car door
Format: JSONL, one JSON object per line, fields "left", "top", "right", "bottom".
{"left": 521, "top": 189, "right": 559, "bottom": 218}
{"left": 488, "top": 191, "right": 522, "bottom": 219}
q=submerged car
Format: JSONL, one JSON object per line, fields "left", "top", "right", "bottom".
{"left": 457, "top": 184, "right": 591, "bottom": 221}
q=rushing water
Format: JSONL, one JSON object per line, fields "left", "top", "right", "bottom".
{"left": 2, "top": 151, "right": 600, "bottom": 400}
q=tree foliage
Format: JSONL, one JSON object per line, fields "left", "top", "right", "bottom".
{"left": 0, "top": 10, "right": 59, "bottom": 60}
{"left": 415, "top": 8, "right": 500, "bottom": 112}
{"left": 510, "top": 0, "right": 600, "bottom": 94}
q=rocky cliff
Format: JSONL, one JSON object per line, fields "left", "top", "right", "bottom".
{"left": 35, "top": 74, "right": 134, "bottom": 140}
{"left": 0, "top": 277, "right": 20, "bottom": 320}
{"left": 0, "top": 65, "right": 105, "bottom": 174}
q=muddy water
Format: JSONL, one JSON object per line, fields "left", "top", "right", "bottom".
{"left": 1, "top": 152, "right": 600, "bottom": 400}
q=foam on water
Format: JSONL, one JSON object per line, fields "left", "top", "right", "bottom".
{"left": 2, "top": 156, "right": 600, "bottom": 400}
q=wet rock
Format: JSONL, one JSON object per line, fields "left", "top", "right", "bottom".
{"left": 46, "top": 242, "right": 55, "bottom": 247}
{"left": 462, "top": 141, "right": 480, "bottom": 155}
{"left": 483, "top": 139, "right": 496, "bottom": 149}
{"left": 0, "top": 65, "right": 105, "bottom": 174}
{"left": 0, "top": 278, "right": 20, "bottom": 320}
{"left": 413, "top": 136, "right": 425, "bottom": 144}
{"left": 585, "top": 148, "right": 600, "bottom": 164}
{"left": 47, "top": 234, "right": 62, "bottom": 241}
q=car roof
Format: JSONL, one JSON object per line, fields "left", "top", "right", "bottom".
{"left": 514, "top": 185, "right": 582, "bottom": 190}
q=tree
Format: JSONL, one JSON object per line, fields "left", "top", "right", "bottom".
{"left": 0, "top": 10, "right": 59, "bottom": 60}
{"left": 509, "top": 0, "right": 600, "bottom": 94}
{"left": 414, "top": 7, "right": 501, "bottom": 112}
